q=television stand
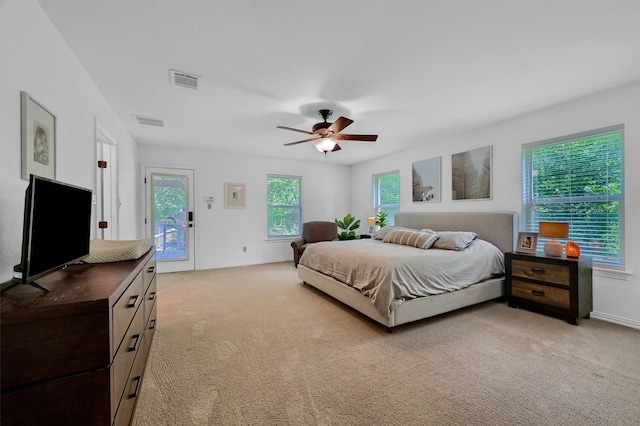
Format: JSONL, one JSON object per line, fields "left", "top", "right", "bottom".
{"left": 0, "top": 279, "right": 49, "bottom": 294}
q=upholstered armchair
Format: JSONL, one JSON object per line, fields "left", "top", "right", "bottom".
{"left": 291, "top": 221, "right": 338, "bottom": 267}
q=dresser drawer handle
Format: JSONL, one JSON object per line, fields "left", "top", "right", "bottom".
{"left": 129, "top": 376, "right": 142, "bottom": 399}
{"left": 147, "top": 266, "right": 155, "bottom": 274}
{"left": 128, "top": 334, "right": 141, "bottom": 352}
{"left": 127, "top": 295, "right": 140, "bottom": 308}
{"left": 148, "top": 291, "right": 156, "bottom": 301}
{"left": 149, "top": 319, "right": 157, "bottom": 330}
{"left": 531, "top": 267, "right": 545, "bottom": 274}
{"left": 531, "top": 289, "right": 545, "bottom": 297}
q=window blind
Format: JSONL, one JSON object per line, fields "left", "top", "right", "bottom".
{"left": 521, "top": 124, "right": 624, "bottom": 267}
{"left": 373, "top": 171, "right": 400, "bottom": 225}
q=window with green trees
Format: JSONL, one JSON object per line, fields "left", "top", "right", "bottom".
{"left": 267, "top": 175, "right": 302, "bottom": 238}
{"left": 521, "top": 124, "right": 624, "bottom": 267}
{"left": 373, "top": 171, "right": 400, "bottom": 226}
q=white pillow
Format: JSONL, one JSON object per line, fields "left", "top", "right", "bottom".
{"left": 432, "top": 231, "right": 477, "bottom": 251}
{"left": 383, "top": 229, "right": 439, "bottom": 250}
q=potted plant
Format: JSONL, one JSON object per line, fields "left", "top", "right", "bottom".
{"left": 375, "top": 211, "right": 388, "bottom": 228}
{"left": 335, "top": 213, "right": 361, "bottom": 240}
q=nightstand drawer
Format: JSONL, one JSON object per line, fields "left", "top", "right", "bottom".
{"left": 512, "top": 259, "right": 570, "bottom": 286}
{"left": 511, "top": 279, "right": 570, "bottom": 309}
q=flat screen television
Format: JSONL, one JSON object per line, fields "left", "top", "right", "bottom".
{"left": 7, "top": 174, "right": 93, "bottom": 292}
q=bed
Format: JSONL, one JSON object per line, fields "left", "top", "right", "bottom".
{"left": 297, "top": 211, "right": 518, "bottom": 331}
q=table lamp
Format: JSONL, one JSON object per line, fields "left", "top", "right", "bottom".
{"left": 539, "top": 221, "right": 569, "bottom": 257}
{"left": 367, "top": 217, "right": 377, "bottom": 234}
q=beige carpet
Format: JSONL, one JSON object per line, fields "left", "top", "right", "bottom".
{"left": 132, "top": 262, "right": 640, "bottom": 426}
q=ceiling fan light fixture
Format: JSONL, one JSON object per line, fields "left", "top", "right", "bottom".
{"left": 313, "top": 137, "right": 336, "bottom": 153}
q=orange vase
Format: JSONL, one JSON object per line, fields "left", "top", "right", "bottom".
{"left": 565, "top": 241, "right": 581, "bottom": 257}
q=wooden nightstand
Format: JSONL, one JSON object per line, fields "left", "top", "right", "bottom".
{"left": 505, "top": 252, "right": 592, "bottom": 325}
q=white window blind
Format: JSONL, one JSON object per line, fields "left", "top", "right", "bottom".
{"left": 267, "top": 175, "right": 302, "bottom": 238}
{"left": 521, "top": 124, "right": 625, "bottom": 267}
{"left": 373, "top": 171, "right": 400, "bottom": 225}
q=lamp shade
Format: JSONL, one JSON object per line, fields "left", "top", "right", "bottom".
{"left": 367, "top": 217, "right": 377, "bottom": 226}
{"left": 538, "top": 222, "right": 569, "bottom": 239}
{"left": 312, "top": 138, "right": 336, "bottom": 153}
{"left": 539, "top": 221, "right": 569, "bottom": 257}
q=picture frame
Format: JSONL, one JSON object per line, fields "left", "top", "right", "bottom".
{"left": 412, "top": 156, "right": 441, "bottom": 203}
{"left": 224, "top": 182, "right": 245, "bottom": 209}
{"left": 452, "top": 145, "right": 492, "bottom": 200}
{"left": 21, "top": 91, "right": 56, "bottom": 180}
{"left": 516, "top": 232, "right": 538, "bottom": 254}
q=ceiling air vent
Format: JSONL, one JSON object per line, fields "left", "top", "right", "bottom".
{"left": 135, "top": 116, "right": 165, "bottom": 127}
{"left": 170, "top": 69, "right": 199, "bottom": 90}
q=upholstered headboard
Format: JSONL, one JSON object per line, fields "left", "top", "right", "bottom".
{"left": 394, "top": 211, "right": 518, "bottom": 253}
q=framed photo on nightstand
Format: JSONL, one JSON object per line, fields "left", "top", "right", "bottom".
{"left": 516, "top": 232, "right": 538, "bottom": 254}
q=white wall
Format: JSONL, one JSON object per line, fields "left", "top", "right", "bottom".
{"left": 350, "top": 82, "right": 640, "bottom": 328}
{"left": 0, "top": 0, "right": 140, "bottom": 283}
{"left": 139, "top": 146, "right": 351, "bottom": 269}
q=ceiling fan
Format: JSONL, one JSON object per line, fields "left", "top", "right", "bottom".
{"left": 277, "top": 109, "right": 378, "bottom": 154}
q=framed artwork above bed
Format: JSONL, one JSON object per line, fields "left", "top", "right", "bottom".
{"left": 412, "top": 157, "right": 441, "bottom": 203}
{"left": 452, "top": 145, "right": 492, "bottom": 200}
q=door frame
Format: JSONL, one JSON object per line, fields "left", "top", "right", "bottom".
{"left": 141, "top": 164, "right": 196, "bottom": 273}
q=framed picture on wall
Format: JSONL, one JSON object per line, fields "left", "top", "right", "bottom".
{"left": 451, "top": 145, "right": 492, "bottom": 200}
{"left": 516, "top": 232, "right": 538, "bottom": 254}
{"left": 21, "top": 91, "right": 56, "bottom": 180}
{"left": 412, "top": 156, "right": 441, "bottom": 203}
{"left": 224, "top": 182, "right": 245, "bottom": 209}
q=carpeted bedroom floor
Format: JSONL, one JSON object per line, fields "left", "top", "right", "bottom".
{"left": 132, "top": 262, "right": 640, "bottom": 426}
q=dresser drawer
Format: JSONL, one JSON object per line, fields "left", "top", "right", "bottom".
{"left": 112, "top": 304, "right": 144, "bottom": 418}
{"left": 144, "top": 275, "right": 157, "bottom": 323}
{"left": 143, "top": 254, "right": 156, "bottom": 292}
{"left": 113, "top": 342, "right": 146, "bottom": 426}
{"left": 511, "top": 279, "right": 570, "bottom": 310}
{"left": 113, "top": 272, "right": 144, "bottom": 350}
{"left": 511, "top": 259, "right": 570, "bottom": 286}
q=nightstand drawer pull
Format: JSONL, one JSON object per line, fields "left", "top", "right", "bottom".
{"left": 531, "top": 267, "right": 545, "bottom": 273}
{"left": 531, "top": 289, "right": 545, "bottom": 297}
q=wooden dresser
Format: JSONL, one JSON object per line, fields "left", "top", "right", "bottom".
{"left": 1, "top": 247, "right": 157, "bottom": 425}
{"left": 505, "top": 251, "right": 592, "bottom": 325}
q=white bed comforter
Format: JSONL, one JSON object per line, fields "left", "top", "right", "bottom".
{"left": 299, "top": 239, "right": 505, "bottom": 318}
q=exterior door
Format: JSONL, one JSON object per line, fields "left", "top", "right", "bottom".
{"left": 144, "top": 166, "right": 195, "bottom": 273}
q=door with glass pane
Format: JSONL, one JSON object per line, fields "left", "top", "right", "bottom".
{"left": 144, "top": 167, "right": 195, "bottom": 273}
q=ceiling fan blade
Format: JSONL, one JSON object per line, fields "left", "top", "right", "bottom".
{"left": 277, "top": 126, "right": 315, "bottom": 135}
{"left": 327, "top": 116, "right": 353, "bottom": 134}
{"left": 335, "top": 134, "right": 378, "bottom": 142}
{"left": 283, "top": 137, "right": 318, "bottom": 146}
{"left": 331, "top": 144, "right": 342, "bottom": 152}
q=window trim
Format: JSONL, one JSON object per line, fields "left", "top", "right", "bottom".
{"left": 267, "top": 174, "right": 303, "bottom": 240}
{"left": 372, "top": 170, "right": 400, "bottom": 226}
{"left": 521, "top": 124, "right": 625, "bottom": 268}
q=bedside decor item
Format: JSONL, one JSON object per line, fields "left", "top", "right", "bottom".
{"left": 224, "top": 182, "right": 245, "bottom": 208}
{"left": 335, "top": 213, "right": 361, "bottom": 240}
{"left": 21, "top": 91, "right": 56, "bottom": 180}
{"left": 516, "top": 232, "right": 538, "bottom": 254}
{"left": 375, "top": 211, "right": 388, "bottom": 228}
{"left": 538, "top": 221, "right": 568, "bottom": 257}
{"left": 565, "top": 241, "right": 581, "bottom": 258}
{"left": 367, "top": 217, "right": 377, "bottom": 234}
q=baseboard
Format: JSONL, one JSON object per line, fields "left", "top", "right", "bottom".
{"left": 590, "top": 311, "right": 640, "bottom": 330}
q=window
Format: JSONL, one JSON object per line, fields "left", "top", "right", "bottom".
{"left": 267, "top": 175, "right": 302, "bottom": 238}
{"left": 521, "top": 124, "right": 624, "bottom": 267}
{"left": 373, "top": 171, "right": 400, "bottom": 226}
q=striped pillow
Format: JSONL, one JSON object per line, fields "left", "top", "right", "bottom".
{"left": 383, "top": 229, "right": 438, "bottom": 250}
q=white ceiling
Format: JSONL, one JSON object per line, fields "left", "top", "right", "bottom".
{"left": 38, "top": 0, "right": 640, "bottom": 165}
